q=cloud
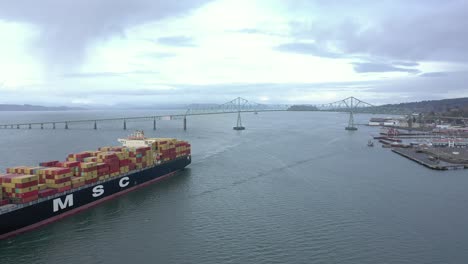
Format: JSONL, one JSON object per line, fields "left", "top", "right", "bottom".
{"left": 0, "top": 0, "right": 211, "bottom": 68}
{"left": 235, "top": 28, "right": 265, "bottom": 34}
{"left": 285, "top": 1, "right": 468, "bottom": 62}
{"left": 366, "top": 71, "right": 468, "bottom": 96}
{"left": 392, "top": 61, "right": 419, "bottom": 67}
{"left": 352, "top": 62, "right": 419, "bottom": 74}
{"left": 157, "top": 36, "right": 196, "bottom": 47}
{"left": 419, "top": 72, "right": 448, "bottom": 78}
{"left": 140, "top": 51, "right": 177, "bottom": 59}
{"left": 62, "top": 70, "right": 159, "bottom": 78}
{"left": 275, "top": 42, "right": 341, "bottom": 58}
{"left": 231, "top": 28, "right": 285, "bottom": 37}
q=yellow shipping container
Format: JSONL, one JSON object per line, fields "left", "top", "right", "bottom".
{"left": 98, "top": 175, "right": 110, "bottom": 181}
{"left": 90, "top": 151, "right": 101, "bottom": 157}
{"left": 10, "top": 175, "right": 38, "bottom": 184}
{"left": 3, "top": 186, "right": 38, "bottom": 193}
{"left": 38, "top": 184, "right": 47, "bottom": 191}
{"left": 47, "top": 181, "right": 71, "bottom": 188}
{"left": 71, "top": 177, "right": 85, "bottom": 183}
{"left": 44, "top": 173, "right": 72, "bottom": 180}
{"left": 82, "top": 173, "right": 98, "bottom": 179}
{"left": 80, "top": 162, "right": 97, "bottom": 169}
{"left": 83, "top": 157, "right": 96, "bottom": 162}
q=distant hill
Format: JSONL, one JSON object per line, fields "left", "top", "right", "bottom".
{"left": 0, "top": 104, "right": 85, "bottom": 111}
{"left": 287, "top": 97, "right": 468, "bottom": 117}
{"left": 287, "top": 105, "right": 318, "bottom": 111}
{"left": 376, "top": 97, "right": 468, "bottom": 116}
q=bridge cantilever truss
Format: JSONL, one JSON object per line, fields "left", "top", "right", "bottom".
{"left": 185, "top": 97, "right": 290, "bottom": 130}
{"left": 185, "top": 97, "right": 289, "bottom": 115}
{"left": 317, "top": 97, "right": 375, "bottom": 130}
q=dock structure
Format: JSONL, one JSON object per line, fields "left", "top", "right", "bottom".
{"left": 392, "top": 148, "right": 466, "bottom": 170}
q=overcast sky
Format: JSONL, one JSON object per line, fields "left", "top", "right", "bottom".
{"left": 0, "top": 0, "right": 467, "bottom": 107}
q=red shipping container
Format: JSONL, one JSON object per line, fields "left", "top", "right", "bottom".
{"left": 39, "top": 160, "right": 59, "bottom": 167}
{"left": 45, "top": 174, "right": 70, "bottom": 180}
{"left": 0, "top": 174, "right": 9, "bottom": 184}
{"left": 10, "top": 190, "right": 39, "bottom": 198}
{"left": 0, "top": 199, "right": 9, "bottom": 206}
{"left": 56, "top": 186, "right": 71, "bottom": 193}
{"left": 119, "top": 159, "right": 130, "bottom": 166}
{"left": 39, "top": 188, "right": 58, "bottom": 197}
{"left": 48, "top": 177, "right": 71, "bottom": 184}
{"left": 0, "top": 174, "right": 22, "bottom": 183}
{"left": 80, "top": 167, "right": 97, "bottom": 173}
{"left": 85, "top": 178, "right": 98, "bottom": 184}
{"left": 11, "top": 195, "right": 38, "bottom": 204}
{"left": 52, "top": 168, "right": 71, "bottom": 175}
{"left": 14, "top": 180, "right": 39, "bottom": 188}
{"left": 62, "top": 161, "right": 80, "bottom": 167}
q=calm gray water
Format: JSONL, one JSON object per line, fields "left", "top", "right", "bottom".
{"left": 0, "top": 110, "right": 467, "bottom": 264}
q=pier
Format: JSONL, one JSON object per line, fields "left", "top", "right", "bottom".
{"left": 392, "top": 148, "right": 466, "bottom": 170}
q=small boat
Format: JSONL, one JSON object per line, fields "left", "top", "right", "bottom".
{"left": 367, "top": 140, "right": 374, "bottom": 147}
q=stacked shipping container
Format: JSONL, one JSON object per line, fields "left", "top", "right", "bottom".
{"left": 0, "top": 174, "right": 39, "bottom": 204}
{"left": 0, "top": 138, "right": 190, "bottom": 206}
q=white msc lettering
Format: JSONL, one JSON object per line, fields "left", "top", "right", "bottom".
{"left": 92, "top": 185, "right": 104, "bottom": 197}
{"left": 53, "top": 194, "right": 74, "bottom": 212}
{"left": 119, "top": 177, "right": 130, "bottom": 188}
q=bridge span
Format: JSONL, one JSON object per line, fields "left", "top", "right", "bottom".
{"left": 0, "top": 96, "right": 375, "bottom": 131}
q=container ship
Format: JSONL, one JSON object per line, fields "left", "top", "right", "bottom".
{"left": 0, "top": 131, "right": 191, "bottom": 240}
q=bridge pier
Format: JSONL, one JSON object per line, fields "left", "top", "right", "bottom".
{"left": 94, "top": 121, "right": 97, "bottom": 130}
{"left": 233, "top": 111, "right": 245, "bottom": 130}
{"left": 40, "top": 123, "right": 43, "bottom": 130}
{"left": 123, "top": 119, "right": 127, "bottom": 130}
{"left": 53, "top": 123, "right": 56, "bottom": 129}
{"left": 17, "top": 125, "right": 20, "bottom": 129}
{"left": 28, "top": 124, "right": 31, "bottom": 129}
{"left": 345, "top": 111, "right": 357, "bottom": 131}
{"left": 183, "top": 116, "right": 187, "bottom": 131}
{"left": 65, "top": 122, "right": 68, "bottom": 129}
{"left": 153, "top": 118, "right": 156, "bottom": 130}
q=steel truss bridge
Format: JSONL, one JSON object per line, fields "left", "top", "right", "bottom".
{"left": 0, "top": 96, "right": 376, "bottom": 131}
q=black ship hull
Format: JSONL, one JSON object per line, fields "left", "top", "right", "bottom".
{"left": 0, "top": 156, "right": 191, "bottom": 240}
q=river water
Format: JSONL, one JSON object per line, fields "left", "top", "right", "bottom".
{"left": 0, "top": 110, "right": 467, "bottom": 264}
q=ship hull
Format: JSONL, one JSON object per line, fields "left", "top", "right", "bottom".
{"left": 0, "top": 156, "right": 191, "bottom": 240}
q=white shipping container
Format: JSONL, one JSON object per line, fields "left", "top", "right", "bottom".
{"left": 384, "top": 121, "right": 398, "bottom": 126}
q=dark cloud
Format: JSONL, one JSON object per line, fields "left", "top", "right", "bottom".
{"left": 287, "top": 1, "right": 468, "bottom": 62}
{"left": 352, "top": 62, "right": 419, "bottom": 74}
{"left": 157, "top": 36, "right": 196, "bottom": 47}
{"left": 367, "top": 71, "right": 468, "bottom": 95}
{"left": 275, "top": 42, "right": 341, "bottom": 58}
{"left": 0, "top": 0, "right": 211, "bottom": 68}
